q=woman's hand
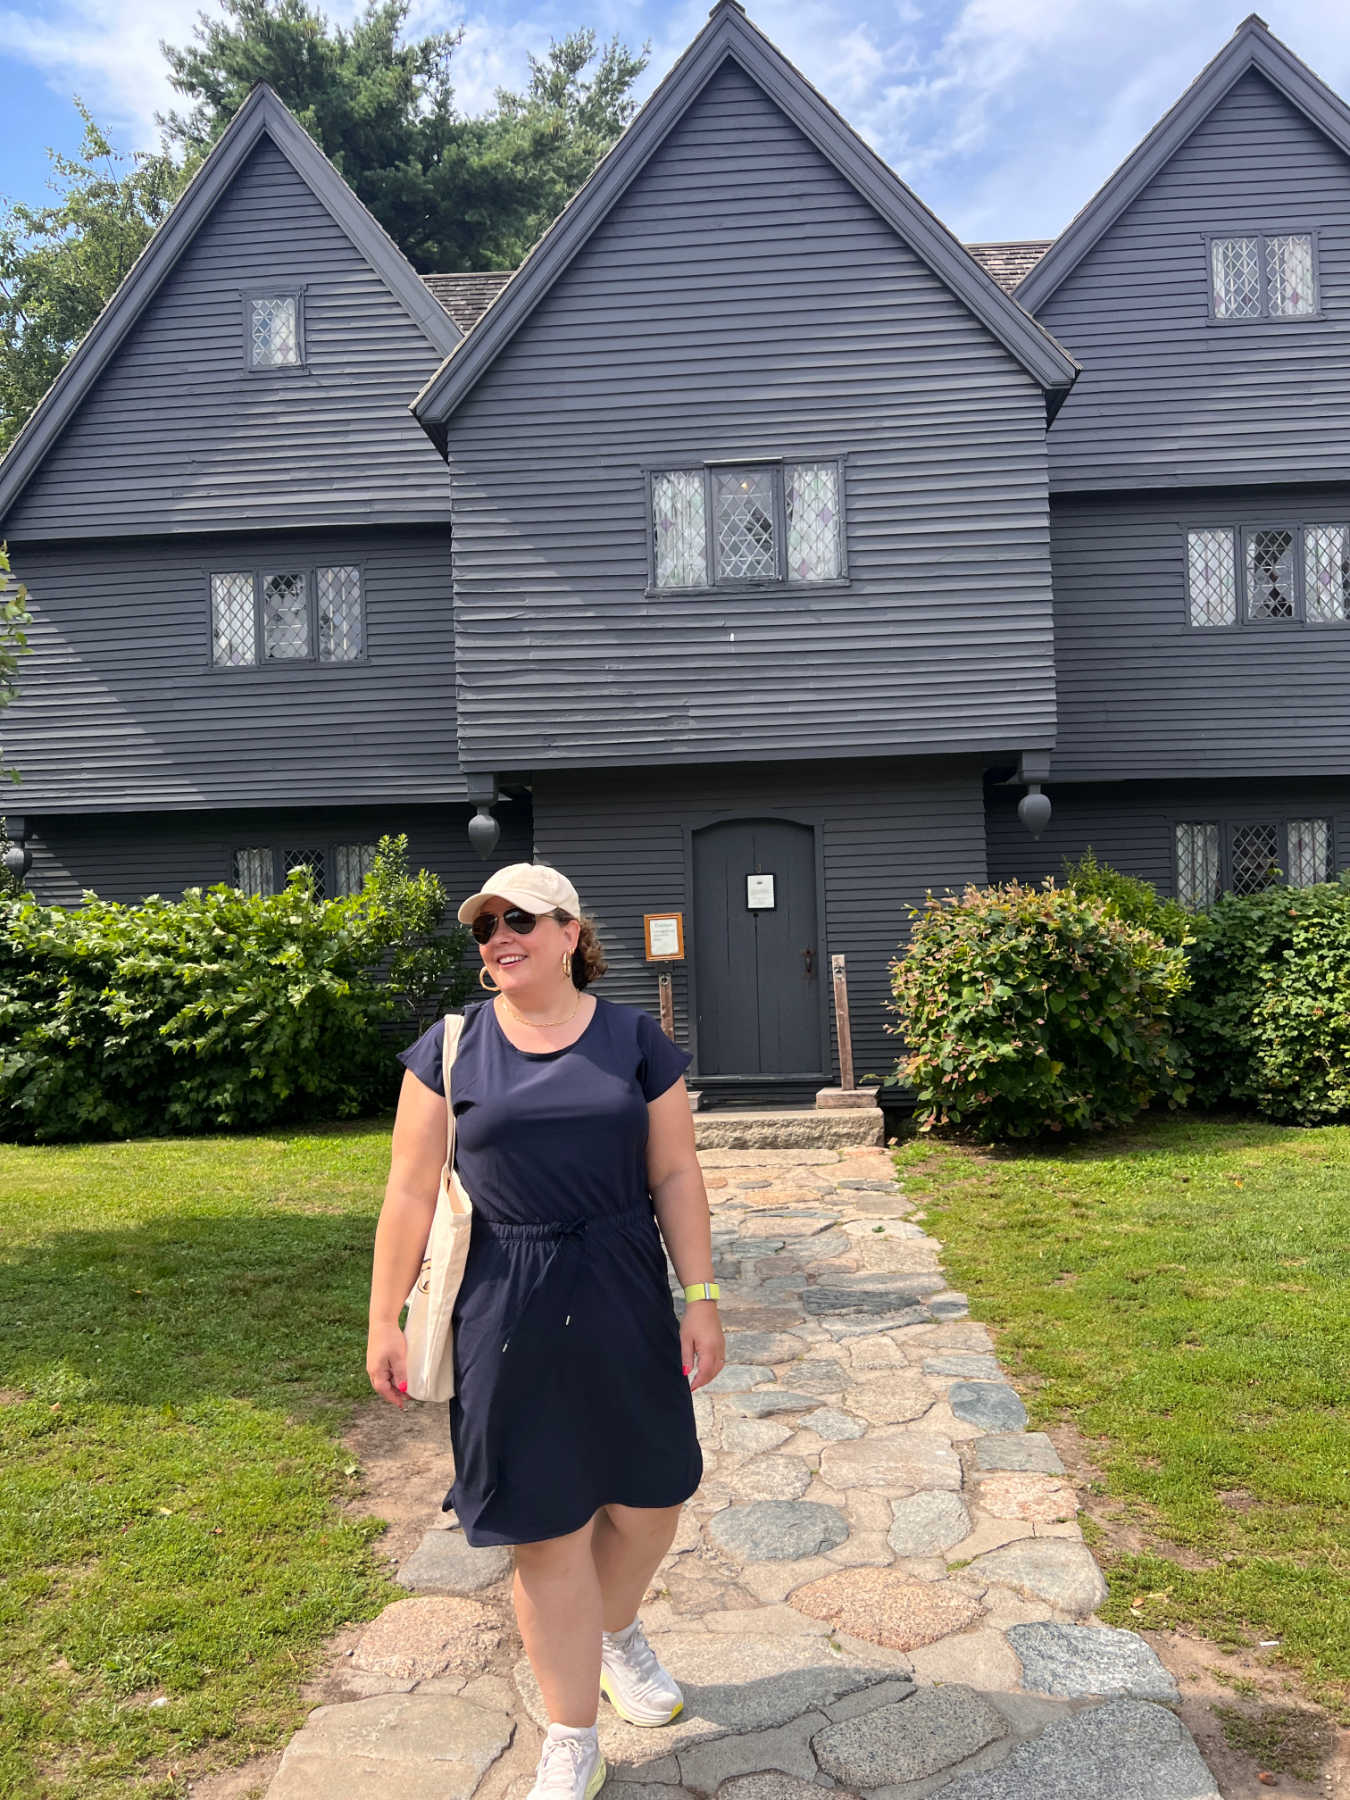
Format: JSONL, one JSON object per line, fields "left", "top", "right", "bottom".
{"left": 680, "top": 1300, "right": 725, "bottom": 1393}
{"left": 367, "top": 1321, "right": 409, "bottom": 1410}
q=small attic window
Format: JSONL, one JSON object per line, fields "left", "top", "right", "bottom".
{"left": 1208, "top": 233, "right": 1318, "bottom": 320}
{"left": 246, "top": 292, "right": 303, "bottom": 369}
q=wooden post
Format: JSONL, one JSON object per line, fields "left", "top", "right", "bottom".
{"left": 658, "top": 972, "right": 675, "bottom": 1040}
{"left": 831, "top": 953, "right": 854, "bottom": 1091}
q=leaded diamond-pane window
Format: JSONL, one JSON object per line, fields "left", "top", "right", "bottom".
{"left": 263, "top": 571, "right": 310, "bottom": 659}
{"left": 1231, "top": 823, "right": 1281, "bottom": 895}
{"left": 1266, "top": 234, "right": 1316, "bottom": 317}
{"left": 1287, "top": 819, "right": 1331, "bottom": 888}
{"left": 714, "top": 468, "right": 777, "bottom": 581}
{"left": 1211, "top": 237, "right": 1261, "bottom": 318}
{"left": 317, "top": 566, "right": 364, "bottom": 661}
{"left": 283, "top": 849, "right": 326, "bottom": 898}
{"left": 250, "top": 295, "right": 299, "bottom": 367}
{"left": 333, "top": 842, "right": 378, "bottom": 897}
{"left": 787, "top": 463, "right": 842, "bottom": 581}
{"left": 1187, "top": 530, "right": 1237, "bottom": 627}
{"left": 651, "top": 461, "right": 845, "bottom": 590}
{"left": 233, "top": 847, "right": 274, "bottom": 897}
{"left": 211, "top": 571, "right": 257, "bottom": 666}
{"left": 1176, "top": 823, "right": 1220, "bottom": 911}
{"left": 652, "top": 471, "right": 708, "bottom": 589}
{"left": 1304, "top": 526, "right": 1350, "bottom": 623}
{"left": 1245, "top": 529, "right": 1295, "bottom": 621}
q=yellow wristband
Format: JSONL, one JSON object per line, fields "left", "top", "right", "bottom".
{"left": 683, "top": 1281, "right": 720, "bottom": 1302}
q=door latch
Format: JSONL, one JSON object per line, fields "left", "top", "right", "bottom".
{"left": 803, "top": 947, "right": 815, "bottom": 977}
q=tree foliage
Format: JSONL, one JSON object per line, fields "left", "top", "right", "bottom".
{"left": 0, "top": 108, "right": 193, "bottom": 452}
{"left": 158, "top": 0, "right": 648, "bottom": 271}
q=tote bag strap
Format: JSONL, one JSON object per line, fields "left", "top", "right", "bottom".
{"left": 441, "top": 1012, "right": 466, "bottom": 1173}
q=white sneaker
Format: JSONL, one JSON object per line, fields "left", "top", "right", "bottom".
{"left": 599, "top": 1618, "right": 684, "bottom": 1726}
{"left": 526, "top": 1723, "right": 606, "bottom": 1800}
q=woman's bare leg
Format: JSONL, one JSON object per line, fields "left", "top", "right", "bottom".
{"left": 512, "top": 1511, "right": 603, "bottom": 1726}
{"left": 591, "top": 1501, "right": 683, "bottom": 1633}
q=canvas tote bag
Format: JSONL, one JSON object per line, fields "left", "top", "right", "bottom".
{"left": 403, "top": 1013, "right": 473, "bottom": 1402}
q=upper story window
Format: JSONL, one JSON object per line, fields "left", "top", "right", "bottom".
{"left": 247, "top": 292, "right": 304, "bottom": 369}
{"left": 650, "top": 460, "right": 845, "bottom": 591}
{"left": 232, "top": 841, "right": 377, "bottom": 899}
{"left": 1186, "top": 524, "right": 1349, "bottom": 627}
{"left": 1176, "top": 818, "right": 1333, "bottom": 909}
{"left": 210, "top": 563, "right": 365, "bottom": 667}
{"left": 1209, "top": 233, "right": 1317, "bottom": 320}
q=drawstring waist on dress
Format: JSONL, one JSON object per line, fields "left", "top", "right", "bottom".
{"left": 442, "top": 1200, "right": 658, "bottom": 1515}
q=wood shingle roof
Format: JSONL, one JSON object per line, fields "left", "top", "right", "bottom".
{"left": 420, "top": 241, "right": 1054, "bottom": 337}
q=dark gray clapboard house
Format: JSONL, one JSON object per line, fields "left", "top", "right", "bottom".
{"left": 0, "top": 86, "right": 532, "bottom": 925}
{"left": 2, "top": 4, "right": 1348, "bottom": 1101}
{"left": 986, "top": 15, "right": 1350, "bottom": 908}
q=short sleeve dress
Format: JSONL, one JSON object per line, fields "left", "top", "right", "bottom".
{"left": 396, "top": 995, "right": 704, "bottom": 1546}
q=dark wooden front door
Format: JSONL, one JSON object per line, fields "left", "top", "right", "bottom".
{"left": 691, "top": 817, "right": 822, "bottom": 1076}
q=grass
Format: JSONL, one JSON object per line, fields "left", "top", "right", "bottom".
{"left": 894, "top": 1115, "right": 1350, "bottom": 1721}
{"left": 0, "top": 1125, "right": 408, "bottom": 1799}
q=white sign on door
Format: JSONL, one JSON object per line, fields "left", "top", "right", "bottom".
{"left": 746, "top": 873, "right": 776, "bottom": 910}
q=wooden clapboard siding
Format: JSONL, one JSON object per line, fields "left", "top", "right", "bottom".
{"left": 985, "top": 776, "right": 1350, "bottom": 895}
{"left": 443, "top": 59, "right": 1056, "bottom": 774}
{"left": 17, "top": 800, "right": 532, "bottom": 912}
{"left": 3, "top": 528, "right": 460, "bottom": 810}
{"left": 1037, "top": 68, "right": 1350, "bottom": 491}
{"left": 3, "top": 136, "right": 451, "bottom": 541}
{"left": 1047, "top": 487, "right": 1350, "bottom": 780}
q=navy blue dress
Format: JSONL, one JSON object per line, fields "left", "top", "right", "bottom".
{"left": 396, "top": 995, "right": 704, "bottom": 1546}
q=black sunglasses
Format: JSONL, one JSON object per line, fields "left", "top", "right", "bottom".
{"left": 471, "top": 906, "right": 542, "bottom": 944}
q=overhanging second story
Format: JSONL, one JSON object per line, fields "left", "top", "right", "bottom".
{"left": 412, "top": 0, "right": 1077, "bottom": 781}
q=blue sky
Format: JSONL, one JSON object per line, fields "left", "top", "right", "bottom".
{"left": 4, "top": 0, "right": 1350, "bottom": 245}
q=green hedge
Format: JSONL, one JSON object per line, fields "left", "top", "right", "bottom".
{"left": 1180, "top": 874, "right": 1350, "bottom": 1123}
{"left": 887, "top": 880, "right": 1192, "bottom": 1140}
{"left": 0, "top": 834, "right": 473, "bottom": 1143}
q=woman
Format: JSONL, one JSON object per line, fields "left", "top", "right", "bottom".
{"left": 367, "top": 862, "right": 725, "bottom": 1800}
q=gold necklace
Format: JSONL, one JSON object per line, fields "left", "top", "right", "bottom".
{"left": 498, "top": 990, "right": 583, "bottom": 1030}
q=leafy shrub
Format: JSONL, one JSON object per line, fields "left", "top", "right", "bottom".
{"left": 0, "top": 834, "right": 474, "bottom": 1143}
{"left": 887, "top": 880, "right": 1192, "bottom": 1140}
{"left": 1060, "top": 846, "right": 1193, "bottom": 944}
{"left": 353, "top": 833, "right": 475, "bottom": 1032}
{"left": 1180, "top": 874, "right": 1350, "bottom": 1123}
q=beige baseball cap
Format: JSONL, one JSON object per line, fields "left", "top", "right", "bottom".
{"left": 457, "top": 862, "right": 582, "bottom": 925}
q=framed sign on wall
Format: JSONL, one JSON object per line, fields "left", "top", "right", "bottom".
{"left": 644, "top": 912, "right": 686, "bottom": 960}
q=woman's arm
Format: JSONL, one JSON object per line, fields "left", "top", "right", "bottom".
{"left": 647, "top": 1079, "right": 725, "bottom": 1392}
{"left": 366, "top": 1069, "right": 448, "bottom": 1407}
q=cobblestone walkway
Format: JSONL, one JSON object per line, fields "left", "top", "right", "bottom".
{"left": 266, "top": 1145, "right": 1219, "bottom": 1800}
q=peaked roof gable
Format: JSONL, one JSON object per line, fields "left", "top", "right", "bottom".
{"left": 412, "top": 0, "right": 1078, "bottom": 433}
{"left": 1018, "top": 15, "right": 1350, "bottom": 312}
{"left": 0, "top": 84, "right": 461, "bottom": 524}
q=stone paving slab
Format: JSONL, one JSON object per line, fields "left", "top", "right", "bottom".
{"left": 264, "top": 1142, "right": 1218, "bottom": 1800}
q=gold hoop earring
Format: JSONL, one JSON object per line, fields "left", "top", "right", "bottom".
{"left": 562, "top": 950, "right": 573, "bottom": 981}
{"left": 479, "top": 965, "right": 501, "bottom": 993}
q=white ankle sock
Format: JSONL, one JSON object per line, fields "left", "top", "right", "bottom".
{"left": 547, "top": 1721, "right": 597, "bottom": 1740}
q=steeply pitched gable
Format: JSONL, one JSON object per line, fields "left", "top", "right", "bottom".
{"left": 1018, "top": 14, "right": 1350, "bottom": 312}
{"left": 412, "top": 0, "right": 1077, "bottom": 439}
{"left": 0, "top": 85, "right": 460, "bottom": 535}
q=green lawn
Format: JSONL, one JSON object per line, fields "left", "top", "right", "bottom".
{"left": 895, "top": 1116, "right": 1350, "bottom": 1719}
{"left": 0, "top": 1126, "right": 407, "bottom": 1799}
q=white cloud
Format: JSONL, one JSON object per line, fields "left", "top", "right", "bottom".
{"left": 7, "top": 0, "right": 1350, "bottom": 240}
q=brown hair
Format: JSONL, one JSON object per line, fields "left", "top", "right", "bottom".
{"left": 553, "top": 908, "right": 608, "bottom": 989}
